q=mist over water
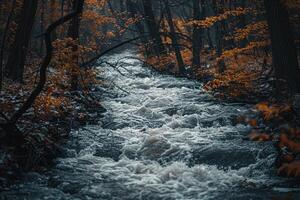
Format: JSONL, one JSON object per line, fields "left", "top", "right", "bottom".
{"left": 2, "top": 51, "right": 299, "bottom": 200}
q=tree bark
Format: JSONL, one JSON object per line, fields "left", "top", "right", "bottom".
{"left": 40, "top": 0, "right": 45, "bottom": 54}
{"left": 5, "top": 0, "right": 38, "bottom": 82}
{"left": 212, "top": 0, "right": 226, "bottom": 73}
{"left": 264, "top": 0, "right": 300, "bottom": 94}
{"left": 236, "top": 0, "right": 247, "bottom": 47}
{"left": 67, "top": 0, "right": 84, "bottom": 91}
{"left": 61, "top": 0, "right": 65, "bottom": 17}
{"left": 126, "top": 0, "right": 148, "bottom": 50}
{"left": 0, "top": 0, "right": 17, "bottom": 90}
{"left": 192, "top": 0, "right": 203, "bottom": 67}
{"left": 3, "top": 11, "right": 81, "bottom": 132}
{"left": 164, "top": 0, "right": 185, "bottom": 74}
{"left": 142, "top": 0, "right": 165, "bottom": 56}
{"left": 50, "top": 0, "right": 58, "bottom": 40}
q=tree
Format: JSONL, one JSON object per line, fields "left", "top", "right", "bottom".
{"left": 67, "top": 0, "right": 85, "bottom": 91}
{"left": 0, "top": 0, "right": 17, "bottom": 90}
{"left": 125, "top": 0, "right": 148, "bottom": 52}
{"left": 192, "top": 0, "right": 203, "bottom": 67}
{"left": 142, "top": 0, "right": 165, "bottom": 56}
{"left": 5, "top": 0, "right": 38, "bottom": 82}
{"left": 264, "top": 0, "right": 300, "bottom": 94}
{"left": 212, "top": 0, "right": 226, "bottom": 73}
{"left": 0, "top": 7, "right": 83, "bottom": 144}
{"left": 164, "top": 0, "right": 185, "bottom": 74}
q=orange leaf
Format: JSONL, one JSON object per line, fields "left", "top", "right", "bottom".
{"left": 248, "top": 119, "right": 258, "bottom": 127}
{"left": 278, "top": 161, "right": 300, "bottom": 177}
{"left": 248, "top": 132, "right": 271, "bottom": 141}
{"left": 279, "top": 134, "right": 300, "bottom": 153}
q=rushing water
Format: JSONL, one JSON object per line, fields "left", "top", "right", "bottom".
{"left": 1, "top": 51, "right": 300, "bottom": 200}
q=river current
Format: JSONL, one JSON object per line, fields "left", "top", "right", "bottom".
{"left": 1, "top": 51, "right": 299, "bottom": 200}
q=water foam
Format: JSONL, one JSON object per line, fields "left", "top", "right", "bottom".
{"left": 2, "top": 51, "right": 297, "bottom": 200}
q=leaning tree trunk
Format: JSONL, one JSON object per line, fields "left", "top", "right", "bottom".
{"left": 142, "top": 0, "right": 165, "bottom": 56}
{"left": 264, "top": 0, "right": 300, "bottom": 94}
{"left": 192, "top": 0, "right": 202, "bottom": 67}
{"left": 67, "top": 0, "right": 84, "bottom": 91}
{"left": 5, "top": 0, "right": 38, "bottom": 82}
{"left": 164, "top": 0, "right": 185, "bottom": 75}
{"left": 0, "top": 11, "right": 82, "bottom": 145}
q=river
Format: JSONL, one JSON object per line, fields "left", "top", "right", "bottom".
{"left": 1, "top": 51, "right": 299, "bottom": 200}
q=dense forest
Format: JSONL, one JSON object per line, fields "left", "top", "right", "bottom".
{"left": 0, "top": 0, "right": 300, "bottom": 199}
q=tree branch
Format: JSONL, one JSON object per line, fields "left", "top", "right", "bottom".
{"left": 81, "top": 35, "right": 149, "bottom": 67}
{"left": 9, "top": 11, "right": 79, "bottom": 124}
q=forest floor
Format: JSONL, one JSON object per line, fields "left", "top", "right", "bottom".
{"left": 0, "top": 89, "right": 106, "bottom": 187}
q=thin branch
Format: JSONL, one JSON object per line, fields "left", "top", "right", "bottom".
{"left": 81, "top": 35, "right": 149, "bottom": 68}
{"left": 9, "top": 11, "right": 79, "bottom": 124}
{"left": 102, "top": 61, "right": 130, "bottom": 77}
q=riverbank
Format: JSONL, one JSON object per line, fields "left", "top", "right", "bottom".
{"left": 1, "top": 52, "right": 300, "bottom": 199}
{"left": 0, "top": 90, "right": 106, "bottom": 188}
{"left": 143, "top": 53, "right": 300, "bottom": 179}
{"left": 3, "top": 51, "right": 298, "bottom": 199}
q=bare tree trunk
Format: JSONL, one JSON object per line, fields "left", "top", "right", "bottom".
{"left": 164, "top": 0, "right": 185, "bottom": 74}
{"left": 142, "top": 0, "right": 165, "bottom": 56}
{"left": 192, "top": 0, "right": 202, "bottom": 67}
{"left": 40, "top": 0, "right": 45, "bottom": 54}
{"left": 212, "top": 0, "right": 226, "bottom": 73}
{"left": 50, "top": 0, "right": 57, "bottom": 40}
{"left": 264, "top": 0, "right": 300, "bottom": 94}
{"left": 5, "top": 0, "right": 38, "bottom": 82}
{"left": 0, "top": 0, "right": 16, "bottom": 90}
{"left": 236, "top": 0, "right": 247, "bottom": 47}
{"left": 0, "top": 11, "right": 81, "bottom": 143}
{"left": 126, "top": 0, "right": 148, "bottom": 53}
{"left": 68, "top": 0, "right": 84, "bottom": 91}
{"left": 61, "top": 0, "right": 65, "bottom": 17}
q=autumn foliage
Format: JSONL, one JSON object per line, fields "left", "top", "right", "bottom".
{"left": 0, "top": 0, "right": 299, "bottom": 182}
{"left": 246, "top": 102, "right": 300, "bottom": 178}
